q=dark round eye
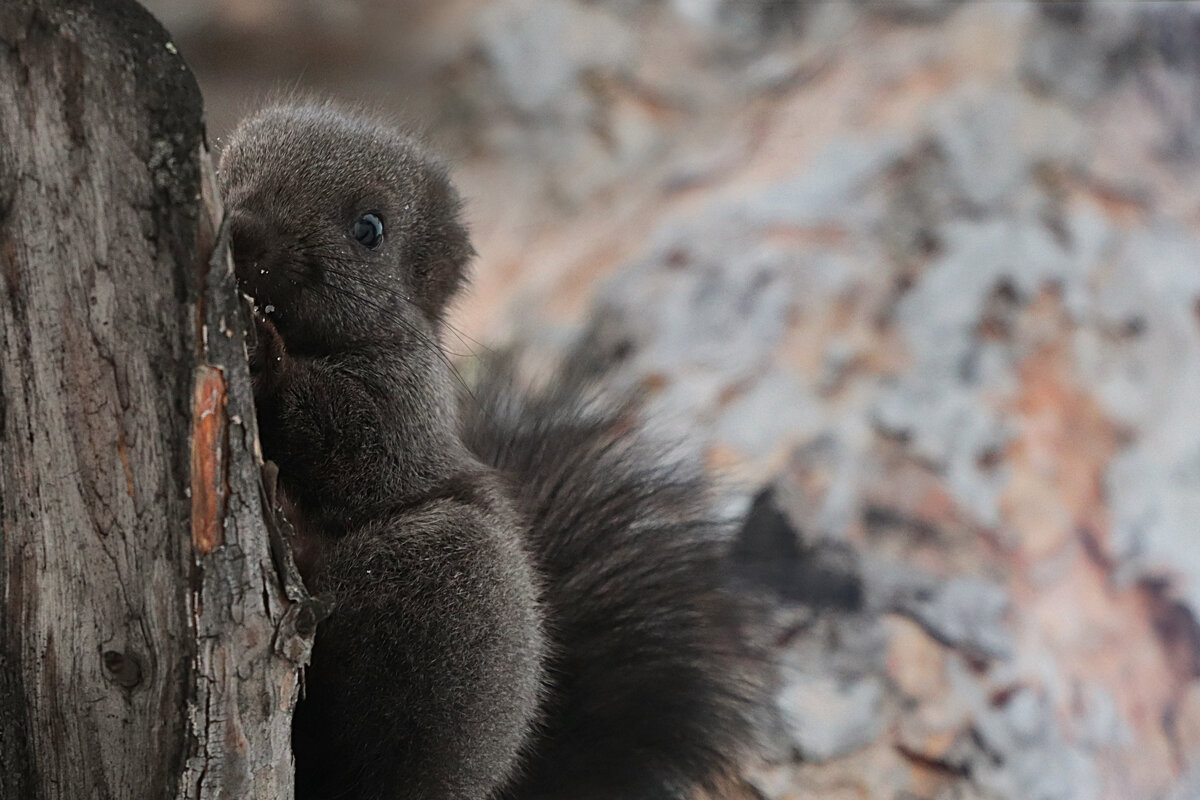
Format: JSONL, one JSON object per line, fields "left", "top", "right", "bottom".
{"left": 352, "top": 212, "right": 384, "bottom": 249}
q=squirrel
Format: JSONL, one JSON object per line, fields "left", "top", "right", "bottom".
{"left": 217, "top": 104, "right": 763, "bottom": 800}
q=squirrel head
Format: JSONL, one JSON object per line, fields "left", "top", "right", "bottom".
{"left": 218, "top": 104, "right": 473, "bottom": 355}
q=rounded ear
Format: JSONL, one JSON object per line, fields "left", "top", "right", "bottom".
{"left": 408, "top": 174, "right": 475, "bottom": 322}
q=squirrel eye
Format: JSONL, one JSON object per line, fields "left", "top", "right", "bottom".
{"left": 352, "top": 212, "right": 384, "bottom": 249}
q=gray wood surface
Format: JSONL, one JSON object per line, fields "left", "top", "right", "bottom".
{"left": 0, "top": 1, "right": 307, "bottom": 796}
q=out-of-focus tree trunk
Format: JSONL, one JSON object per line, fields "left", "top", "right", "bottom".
{"left": 0, "top": 1, "right": 307, "bottom": 797}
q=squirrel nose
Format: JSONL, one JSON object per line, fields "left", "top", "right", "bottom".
{"left": 226, "top": 212, "right": 272, "bottom": 285}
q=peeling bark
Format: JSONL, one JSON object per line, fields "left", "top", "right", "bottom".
{"left": 0, "top": 1, "right": 306, "bottom": 797}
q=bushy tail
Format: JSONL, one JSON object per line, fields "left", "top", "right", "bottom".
{"left": 459, "top": 355, "right": 765, "bottom": 800}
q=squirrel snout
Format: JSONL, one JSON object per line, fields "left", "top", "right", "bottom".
{"left": 226, "top": 212, "right": 293, "bottom": 305}
{"left": 227, "top": 213, "right": 269, "bottom": 278}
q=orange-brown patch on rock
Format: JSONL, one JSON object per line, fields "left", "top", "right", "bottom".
{"left": 1004, "top": 294, "right": 1119, "bottom": 563}
{"left": 1005, "top": 295, "right": 1186, "bottom": 794}
{"left": 885, "top": 615, "right": 949, "bottom": 703}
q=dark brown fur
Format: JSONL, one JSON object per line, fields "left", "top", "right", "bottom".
{"left": 219, "top": 104, "right": 761, "bottom": 800}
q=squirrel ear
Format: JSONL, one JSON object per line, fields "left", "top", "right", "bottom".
{"left": 421, "top": 223, "right": 474, "bottom": 321}
{"left": 410, "top": 177, "right": 474, "bottom": 322}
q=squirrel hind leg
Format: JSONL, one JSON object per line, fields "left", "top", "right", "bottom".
{"left": 293, "top": 495, "right": 546, "bottom": 800}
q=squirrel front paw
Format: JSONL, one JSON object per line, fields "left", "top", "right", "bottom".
{"left": 248, "top": 310, "right": 290, "bottom": 392}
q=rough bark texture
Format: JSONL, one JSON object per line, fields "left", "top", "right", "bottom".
{"left": 0, "top": 1, "right": 303, "bottom": 797}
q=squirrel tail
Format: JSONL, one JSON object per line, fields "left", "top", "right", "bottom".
{"left": 460, "top": 354, "right": 766, "bottom": 800}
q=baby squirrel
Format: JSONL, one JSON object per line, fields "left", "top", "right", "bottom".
{"left": 218, "top": 104, "right": 762, "bottom": 800}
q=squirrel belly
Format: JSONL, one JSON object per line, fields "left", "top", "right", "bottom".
{"left": 219, "top": 104, "right": 763, "bottom": 800}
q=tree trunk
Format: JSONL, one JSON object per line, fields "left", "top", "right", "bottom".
{"left": 0, "top": 1, "right": 307, "bottom": 797}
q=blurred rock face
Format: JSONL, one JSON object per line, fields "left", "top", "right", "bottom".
{"left": 150, "top": 1, "right": 1200, "bottom": 797}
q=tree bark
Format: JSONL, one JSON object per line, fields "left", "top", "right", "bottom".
{"left": 0, "top": 1, "right": 307, "bottom": 797}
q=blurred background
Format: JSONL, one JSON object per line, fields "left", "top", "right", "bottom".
{"left": 143, "top": 1, "right": 1200, "bottom": 798}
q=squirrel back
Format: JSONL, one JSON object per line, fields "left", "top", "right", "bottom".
{"left": 461, "top": 358, "right": 764, "bottom": 799}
